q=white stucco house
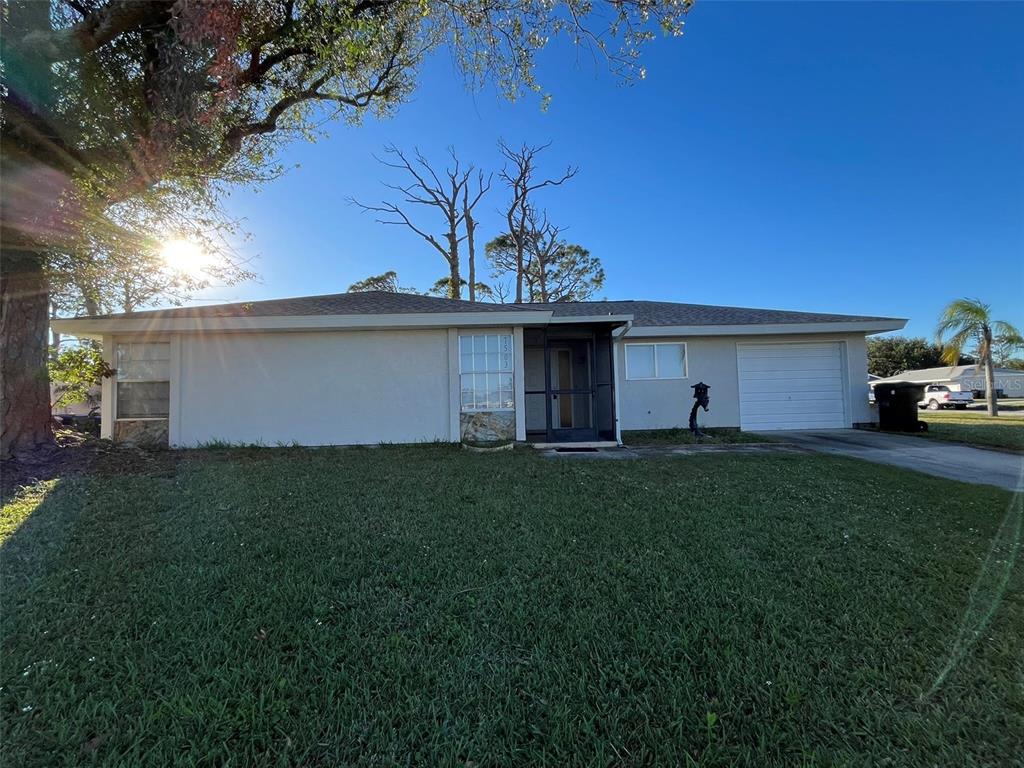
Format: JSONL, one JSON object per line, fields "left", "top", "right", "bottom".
{"left": 51, "top": 292, "right": 905, "bottom": 447}
{"left": 871, "top": 365, "right": 1024, "bottom": 398}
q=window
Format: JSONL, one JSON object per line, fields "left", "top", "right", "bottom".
{"left": 460, "top": 334, "right": 514, "bottom": 411}
{"left": 625, "top": 342, "right": 687, "bottom": 380}
{"left": 116, "top": 342, "right": 170, "bottom": 418}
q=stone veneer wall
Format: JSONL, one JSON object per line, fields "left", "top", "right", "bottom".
{"left": 460, "top": 411, "right": 516, "bottom": 443}
{"left": 113, "top": 419, "right": 169, "bottom": 448}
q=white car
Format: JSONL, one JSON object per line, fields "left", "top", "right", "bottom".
{"left": 918, "top": 384, "right": 974, "bottom": 410}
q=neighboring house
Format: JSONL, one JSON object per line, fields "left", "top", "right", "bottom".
{"left": 52, "top": 292, "right": 905, "bottom": 447}
{"left": 871, "top": 365, "right": 1024, "bottom": 398}
{"left": 50, "top": 384, "right": 101, "bottom": 418}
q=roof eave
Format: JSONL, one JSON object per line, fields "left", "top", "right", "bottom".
{"left": 624, "top": 319, "right": 907, "bottom": 337}
{"left": 547, "top": 314, "right": 634, "bottom": 326}
{"left": 51, "top": 310, "right": 555, "bottom": 337}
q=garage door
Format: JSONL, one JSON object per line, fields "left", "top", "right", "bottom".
{"left": 737, "top": 342, "right": 847, "bottom": 430}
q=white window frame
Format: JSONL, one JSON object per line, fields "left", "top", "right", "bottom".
{"left": 114, "top": 341, "right": 171, "bottom": 420}
{"left": 459, "top": 333, "right": 514, "bottom": 412}
{"left": 624, "top": 342, "right": 688, "bottom": 381}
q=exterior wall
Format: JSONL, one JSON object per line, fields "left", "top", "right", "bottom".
{"left": 512, "top": 327, "right": 527, "bottom": 441}
{"left": 842, "top": 333, "right": 873, "bottom": 425}
{"left": 616, "top": 332, "right": 873, "bottom": 430}
{"left": 175, "top": 330, "right": 452, "bottom": 447}
{"left": 97, "top": 323, "right": 881, "bottom": 446}
{"left": 957, "top": 372, "right": 1024, "bottom": 397}
{"left": 100, "top": 335, "right": 115, "bottom": 440}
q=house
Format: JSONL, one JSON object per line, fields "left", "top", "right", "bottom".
{"left": 871, "top": 365, "right": 1024, "bottom": 398}
{"left": 51, "top": 292, "right": 905, "bottom": 447}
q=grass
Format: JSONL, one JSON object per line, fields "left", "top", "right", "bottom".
{"left": 2, "top": 446, "right": 1022, "bottom": 766}
{"left": 917, "top": 409, "right": 1024, "bottom": 452}
{"left": 621, "top": 427, "right": 773, "bottom": 446}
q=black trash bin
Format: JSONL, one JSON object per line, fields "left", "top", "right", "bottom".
{"left": 874, "top": 382, "right": 928, "bottom": 432}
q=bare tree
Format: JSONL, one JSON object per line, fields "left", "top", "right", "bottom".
{"left": 489, "top": 280, "right": 514, "bottom": 304}
{"left": 497, "top": 141, "right": 578, "bottom": 302}
{"left": 351, "top": 146, "right": 490, "bottom": 300}
{"left": 463, "top": 174, "right": 489, "bottom": 302}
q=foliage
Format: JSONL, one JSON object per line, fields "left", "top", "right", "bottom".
{"left": 1001, "top": 359, "right": 1024, "bottom": 371}
{"left": 936, "top": 299, "right": 1022, "bottom": 366}
{"left": 867, "top": 336, "right": 945, "bottom": 378}
{"left": 991, "top": 335, "right": 1024, "bottom": 366}
{"left": 936, "top": 298, "right": 1023, "bottom": 415}
{"left": 532, "top": 242, "right": 604, "bottom": 302}
{"left": 428, "top": 277, "right": 494, "bottom": 299}
{"left": 347, "top": 270, "right": 415, "bottom": 293}
{"left": 48, "top": 343, "right": 113, "bottom": 408}
{"left": 46, "top": 196, "right": 256, "bottom": 316}
{"left": 1, "top": 448, "right": 1019, "bottom": 765}
{"left": 487, "top": 232, "right": 603, "bottom": 302}
{"left": 6, "top": 0, "right": 695, "bottom": 269}
{"left": 345, "top": 271, "right": 495, "bottom": 299}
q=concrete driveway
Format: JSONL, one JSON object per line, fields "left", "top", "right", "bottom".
{"left": 767, "top": 430, "right": 1024, "bottom": 492}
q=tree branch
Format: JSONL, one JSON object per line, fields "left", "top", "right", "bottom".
{"left": 349, "top": 199, "right": 452, "bottom": 261}
{"left": 18, "top": 0, "right": 173, "bottom": 63}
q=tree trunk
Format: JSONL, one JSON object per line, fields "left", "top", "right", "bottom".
{"left": 536, "top": 252, "right": 549, "bottom": 303}
{"left": 2, "top": 0, "right": 57, "bottom": 457}
{"left": 513, "top": 222, "right": 526, "bottom": 304}
{"left": 465, "top": 208, "right": 476, "bottom": 303}
{"left": 983, "top": 343, "right": 998, "bottom": 417}
{"left": 446, "top": 233, "right": 461, "bottom": 299}
{"left": 1, "top": 245, "right": 54, "bottom": 458}
{"left": 515, "top": 245, "right": 524, "bottom": 303}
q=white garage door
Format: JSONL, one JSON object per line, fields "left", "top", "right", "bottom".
{"left": 737, "top": 342, "right": 847, "bottom": 431}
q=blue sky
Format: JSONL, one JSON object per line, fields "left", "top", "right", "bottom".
{"left": 210, "top": 1, "right": 1024, "bottom": 339}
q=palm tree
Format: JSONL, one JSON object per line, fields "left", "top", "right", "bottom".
{"left": 935, "top": 299, "right": 1023, "bottom": 416}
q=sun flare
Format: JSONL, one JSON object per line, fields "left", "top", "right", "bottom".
{"left": 161, "top": 238, "right": 210, "bottom": 277}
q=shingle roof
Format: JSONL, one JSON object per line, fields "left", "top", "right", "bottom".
{"left": 530, "top": 299, "right": 900, "bottom": 326}
{"left": 874, "top": 365, "right": 1024, "bottom": 383}
{"left": 89, "top": 291, "right": 533, "bottom": 319}
{"left": 82, "top": 291, "right": 901, "bottom": 327}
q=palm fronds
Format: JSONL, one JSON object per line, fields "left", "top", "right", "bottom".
{"left": 934, "top": 298, "right": 990, "bottom": 344}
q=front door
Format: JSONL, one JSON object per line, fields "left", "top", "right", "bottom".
{"left": 547, "top": 339, "right": 597, "bottom": 441}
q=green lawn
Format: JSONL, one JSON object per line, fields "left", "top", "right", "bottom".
{"left": 2, "top": 446, "right": 1021, "bottom": 766}
{"left": 917, "top": 409, "right": 1024, "bottom": 452}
